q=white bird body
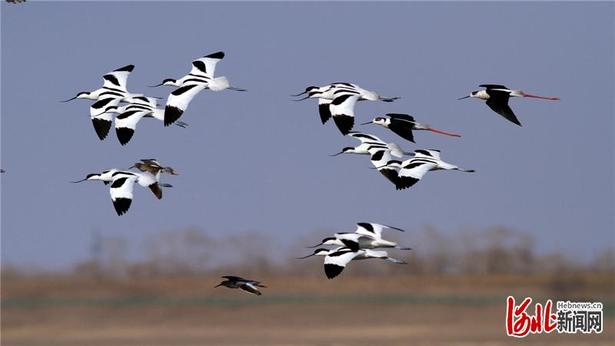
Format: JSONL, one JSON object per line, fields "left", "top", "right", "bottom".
{"left": 98, "top": 97, "right": 187, "bottom": 145}
{"left": 332, "top": 132, "right": 408, "bottom": 157}
{"left": 160, "top": 52, "right": 246, "bottom": 126}
{"left": 380, "top": 149, "right": 475, "bottom": 190}
{"left": 320, "top": 247, "right": 406, "bottom": 279}
{"left": 293, "top": 83, "right": 399, "bottom": 132}
{"left": 73, "top": 169, "right": 172, "bottom": 216}
{"left": 306, "top": 222, "right": 410, "bottom": 252}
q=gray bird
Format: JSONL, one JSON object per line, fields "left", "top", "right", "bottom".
{"left": 215, "top": 276, "right": 267, "bottom": 296}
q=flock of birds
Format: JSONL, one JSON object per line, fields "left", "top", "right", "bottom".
{"left": 55, "top": 50, "right": 560, "bottom": 292}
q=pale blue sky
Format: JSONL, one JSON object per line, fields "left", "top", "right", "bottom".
{"left": 1, "top": 1, "right": 613, "bottom": 269}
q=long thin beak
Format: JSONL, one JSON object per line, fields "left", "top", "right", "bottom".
{"left": 520, "top": 91, "right": 560, "bottom": 100}
{"left": 70, "top": 178, "right": 88, "bottom": 183}
{"left": 384, "top": 225, "right": 406, "bottom": 232}
{"left": 290, "top": 90, "right": 307, "bottom": 97}
{"left": 296, "top": 253, "right": 315, "bottom": 259}
{"left": 214, "top": 283, "right": 222, "bottom": 288}
{"left": 305, "top": 243, "right": 323, "bottom": 249}
{"left": 292, "top": 95, "right": 310, "bottom": 101}
{"left": 426, "top": 127, "right": 461, "bottom": 137}
{"left": 379, "top": 96, "right": 400, "bottom": 102}
{"left": 229, "top": 87, "right": 247, "bottom": 92}
{"left": 148, "top": 82, "right": 165, "bottom": 87}
{"left": 60, "top": 96, "right": 78, "bottom": 103}
{"left": 329, "top": 151, "right": 345, "bottom": 157}
{"left": 360, "top": 121, "right": 372, "bottom": 125}
{"left": 397, "top": 247, "right": 413, "bottom": 251}
{"left": 457, "top": 95, "right": 470, "bottom": 100}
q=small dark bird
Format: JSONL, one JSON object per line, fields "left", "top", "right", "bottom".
{"left": 130, "top": 159, "right": 178, "bottom": 176}
{"left": 215, "top": 276, "right": 267, "bottom": 296}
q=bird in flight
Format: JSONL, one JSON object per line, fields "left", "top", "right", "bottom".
{"left": 458, "top": 84, "right": 559, "bottom": 126}
{"left": 215, "top": 276, "right": 267, "bottom": 296}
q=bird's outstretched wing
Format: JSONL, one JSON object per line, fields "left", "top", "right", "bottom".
{"left": 396, "top": 159, "right": 438, "bottom": 190}
{"left": 164, "top": 83, "right": 207, "bottom": 126}
{"left": 239, "top": 282, "right": 262, "bottom": 296}
{"left": 355, "top": 223, "right": 406, "bottom": 239}
{"left": 485, "top": 91, "right": 522, "bottom": 126}
{"left": 330, "top": 93, "right": 360, "bottom": 135}
{"left": 102, "top": 65, "right": 134, "bottom": 91}
{"left": 190, "top": 51, "right": 225, "bottom": 78}
{"left": 114, "top": 109, "right": 151, "bottom": 145}
{"left": 318, "top": 98, "right": 333, "bottom": 124}
{"left": 109, "top": 173, "right": 137, "bottom": 216}
{"left": 324, "top": 248, "right": 360, "bottom": 279}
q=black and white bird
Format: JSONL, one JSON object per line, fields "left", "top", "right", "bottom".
{"left": 367, "top": 146, "right": 401, "bottom": 187}
{"left": 330, "top": 131, "right": 409, "bottom": 157}
{"left": 162, "top": 52, "right": 246, "bottom": 126}
{"left": 98, "top": 96, "right": 188, "bottom": 145}
{"left": 308, "top": 222, "right": 412, "bottom": 251}
{"left": 72, "top": 170, "right": 172, "bottom": 216}
{"left": 298, "top": 247, "right": 407, "bottom": 279}
{"left": 150, "top": 51, "right": 225, "bottom": 87}
{"left": 458, "top": 84, "right": 559, "bottom": 126}
{"left": 292, "top": 83, "right": 399, "bottom": 134}
{"left": 361, "top": 113, "right": 461, "bottom": 143}
{"left": 377, "top": 149, "right": 475, "bottom": 190}
{"left": 215, "top": 276, "right": 267, "bottom": 296}
{"left": 62, "top": 64, "right": 137, "bottom": 103}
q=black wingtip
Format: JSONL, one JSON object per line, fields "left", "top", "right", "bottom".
{"left": 116, "top": 128, "right": 135, "bottom": 146}
{"left": 114, "top": 64, "right": 134, "bottom": 72}
{"left": 395, "top": 176, "right": 420, "bottom": 190}
{"left": 205, "top": 51, "right": 225, "bottom": 59}
{"left": 324, "top": 264, "right": 344, "bottom": 279}
{"left": 333, "top": 115, "right": 354, "bottom": 135}
{"left": 91, "top": 119, "right": 111, "bottom": 140}
{"left": 318, "top": 103, "right": 332, "bottom": 124}
{"left": 112, "top": 198, "right": 132, "bottom": 216}
{"left": 164, "top": 106, "right": 183, "bottom": 127}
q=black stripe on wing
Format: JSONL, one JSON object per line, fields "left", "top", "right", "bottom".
{"left": 103, "top": 74, "right": 121, "bottom": 87}
{"left": 324, "top": 263, "right": 345, "bottom": 279}
{"left": 114, "top": 64, "right": 135, "bottom": 72}
{"left": 91, "top": 97, "right": 116, "bottom": 111}
{"left": 91, "top": 118, "right": 112, "bottom": 140}
{"left": 205, "top": 51, "right": 225, "bottom": 59}
{"left": 340, "top": 239, "right": 360, "bottom": 252}
{"left": 192, "top": 61, "right": 207, "bottom": 74}
{"left": 116, "top": 127, "right": 135, "bottom": 146}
